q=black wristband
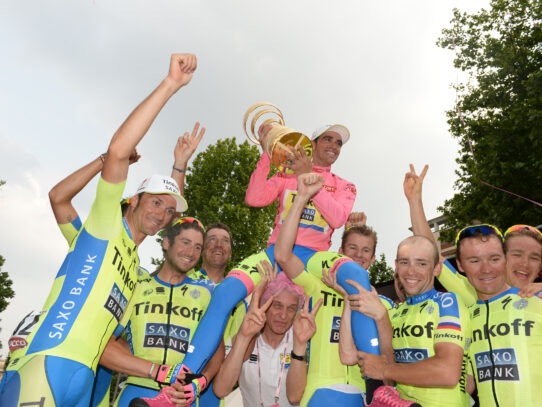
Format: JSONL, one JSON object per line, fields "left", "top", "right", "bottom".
{"left": 290, "top": 350, "right": 306, "bottom": 362}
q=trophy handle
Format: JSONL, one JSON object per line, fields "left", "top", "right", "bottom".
{"left": 243, "top": 102, "right": 285, "bottom": 145}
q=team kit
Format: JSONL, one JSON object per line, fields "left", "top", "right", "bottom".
{"left": 1, "top": 54, "right": 541, "bottom": 407}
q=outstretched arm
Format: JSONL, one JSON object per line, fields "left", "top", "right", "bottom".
{"left": 49, "top": 150, "right": 140, "bottom": 226}
{"left": 103, "top": 53, "right": 197, "bottom": 184}
{"left": 358, "top": 342, "right": 464, "bottom": 387}
{"left": 274, "top": 173, "right": 325, "bottom": 280}
{"left": 171, "top": 122, "right": 205, "bottom": 196}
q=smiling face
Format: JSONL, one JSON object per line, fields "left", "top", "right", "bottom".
{"left": 395, "top": 238, "right": 439, "bottom": 297}
{"left": 264, "top": 290, "right": 299, "bottom": 336}
{"left": 457, "top": 235, "right": 508, "bottom": 300}
{"left": 202, "top": 227, "right": 232, "bottom": 270}
{"left": 131, "top": 193, "right": 177, "bottom": 237}
{"left": 311, "top": 131, "right": 343, "bottom": 167}
{"left": 505, "top": 235, "right": 542, "bottom": 288}
{"left": 163, "top": 228, "right": 203, "bottom": 274}
{"left": 339, "top": 233, "right": 376, "bottom": 269}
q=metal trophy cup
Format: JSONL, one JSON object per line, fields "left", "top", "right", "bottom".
{"left": 243, "top": 102, "right": 312, "bottom": 171}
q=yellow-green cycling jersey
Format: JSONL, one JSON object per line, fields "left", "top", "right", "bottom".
{"left": 8, "top": 178, "right": 140, "bottom": 373}
{"left": 390, "top": 288, "right": 471, "bottom": 407}
{"left": 293, "top": 271, "right": 394, "bottom": 406}
{"left": 468, "top": 287, "right": 542, "bottom": 407}
{"left": 437, "top": 259, "right": 477, "bottom": 307}
{"left": 119, "top": 274, "right": 215, "bottom": 391}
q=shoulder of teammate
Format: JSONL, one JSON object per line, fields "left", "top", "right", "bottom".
{"left": 85, "top": 177, "right": 126, "bottom": 239}
{"left": 136, "top": 265, "right": 152, "bottom": 283}
{"left": 433, "top": 291, "right": 470, "bottom": 342}
{"left": 438, "top": 259, "right": 478, "bottom": 307}
{"left": 184, "top": 276, "right": 216, "bottom": 294}
{"left": 378, "top": 294, "right": 395, "bottom": 310}
{"left": 331, "top": 172, "right": 357, "bottom": 197}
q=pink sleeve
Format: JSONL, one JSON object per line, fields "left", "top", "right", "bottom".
{"left": 311, "top": 177, "right": 356, "bottom": 229}
{"left": 245, "top": 153, "right": 283, "bottom": 207}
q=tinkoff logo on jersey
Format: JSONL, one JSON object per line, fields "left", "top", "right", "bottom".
{"left": 104, "top": 282, "right": 128, "bottom": 322}
{"left": 330, "top": 316, "right": 341, "bottom": 343}
{"left": 472, "top": 318, "right": 535, "bottom": 342}
{"left": 393, "top": 321, "right": 434, "bottom": 338}
{"left": 475, "top": 348, "right": 520, "bottom": 382}
{"left": 144, "top": 322, "right": 191, "bottom": 354}
{"left": 394, "top": 347, "right": 429, "bottom": 363}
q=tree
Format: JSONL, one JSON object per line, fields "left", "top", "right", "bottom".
{"left": 155, "top": 138, "right": 277, "bottom": 269}
{"left": 368, "top": 253, "right": 395, "bottom": 285}
{"left": 437, "top": 0, "right": 542, "bottom": 241}
{"left": 0, "top": 181, "right": 16, "bottom": 350}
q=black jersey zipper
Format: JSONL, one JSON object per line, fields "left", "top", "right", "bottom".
{"left": 484, "top": 300, "right": 499, "bottom": 407}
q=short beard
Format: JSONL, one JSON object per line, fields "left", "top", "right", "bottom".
{"left": 164, "top": 252, "right": 193, "bottom": 275}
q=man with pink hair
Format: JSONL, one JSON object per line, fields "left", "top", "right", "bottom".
{"left": 213, "top": 266, "right": 321, "bottom": 407}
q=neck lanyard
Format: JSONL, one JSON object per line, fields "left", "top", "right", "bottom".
{"left": 256, "top": 330, "right": 290, "bottom": 407}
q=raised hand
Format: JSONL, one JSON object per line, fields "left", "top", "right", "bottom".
{"left": 321, "top": 268, "right": 347, "bottom": 297}
{"left": 403, "top": 163, "right": 428, "bottom": 202}
{"left": 239, "top": 260, "right": 275, "bottom": 338}
{"left": 284, "top": 144, "right": 313, "bottom": 175}
{"left": 293, "top": 298, "right": 322, "bottom": 346}
{"left": 345, "top": 212, "right": 367, "bottom": 230}
{"left": 297, "top": 172, "right": 324, "bottom": 198}
{"left": 174, "top": 122, "right": 206, "bottom": 166}
{"left": 167, "top": 53, "right": 197, "bottom": 88}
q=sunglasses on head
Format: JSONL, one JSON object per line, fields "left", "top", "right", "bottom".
{"left": 173, "top": 216, "right": 205, "bottom": 231}
{"left": 454, "top": 224, "right": 504, "bottom": 246}
{"left": 504, "top": 224, "right": 542, "bottom": 238}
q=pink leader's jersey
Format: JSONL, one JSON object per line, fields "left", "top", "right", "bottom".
{"left": 245, "top": 153, "right": 357, "bottom": 251}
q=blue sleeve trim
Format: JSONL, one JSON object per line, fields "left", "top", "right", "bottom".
{"left": 72, "top": 216, "right": 82, "bottom": 231}
{"left": 435, "top": 291, "right": 461, "bottom": 319}
{"left": 443, "top": 259, "right": 458, "bottom": 274}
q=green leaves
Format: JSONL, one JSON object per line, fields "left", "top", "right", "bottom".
{"left": 184, "top": 139, "right": 277, "bottom": 269}
{"left": 438, "top": 0, "right": 542, "bottom": 241}
{"left": 368, "top": 253, "right": 395, "bottom": 285}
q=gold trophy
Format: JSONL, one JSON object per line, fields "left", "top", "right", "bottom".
{"left": 243, "top": 102, "right": 312, "bottom": 171}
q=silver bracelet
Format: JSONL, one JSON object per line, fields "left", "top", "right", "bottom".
{"left": 148, "top": 362, "right": 156, "bottom": 379}
{"left": 173, "top": 166, "right": 186, "bottom": 173}
{"left": 99, "top": 153, "right": 107, "bottom": 163}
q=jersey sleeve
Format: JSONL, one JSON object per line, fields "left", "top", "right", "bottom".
{"left": 85, "top": 177, "right": 126, "bottom": 240}
{"left": 245, "top": 154, "right": 283, "bottom": 207}
{"left": 437, "top": 259, "right": 478, "bottom": 307}
{"left": 58, "top": 216, "right": 83, "bottom": 245}
{"left": 292, "top": 270, "right": 320, "bottom": 297}
{"left": 434, "top": 292, "right": 470, "bottom": 350}
{"left": 379, "top": 295, "right": 395, "bottom": 311}
{"left": 311, "top": 177, "right": 356, "bottom": 229}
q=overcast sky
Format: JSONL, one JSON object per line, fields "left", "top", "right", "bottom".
{"left": 0, "top": 0, "right": 490, "bottom": 354}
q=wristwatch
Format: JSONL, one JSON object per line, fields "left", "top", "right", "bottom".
{"left": 290, "top": 350, "right": 307, "bottom": 362}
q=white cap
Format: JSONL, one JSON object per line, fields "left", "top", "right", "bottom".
{"left": 311, "top": 124, "right": 350, "bottom": 144}
{"left": 135, "top": 175, "right": 187, "bottom": 212}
